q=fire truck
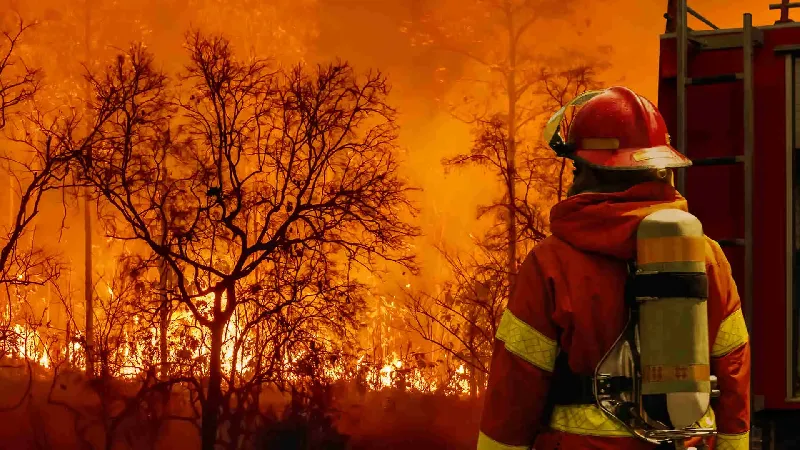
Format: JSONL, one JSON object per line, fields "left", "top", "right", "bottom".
{"left": 658, "top": 0, "right": 800, "bottom": 448}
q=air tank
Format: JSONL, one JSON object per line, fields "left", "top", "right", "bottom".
{"left": 635, "top": 208, "right": 710, "bottom": 429}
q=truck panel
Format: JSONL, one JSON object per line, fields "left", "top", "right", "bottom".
{"left": 658, "top": 23, "right": 800, "bottom": 411}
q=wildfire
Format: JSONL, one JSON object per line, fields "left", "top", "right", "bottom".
{"left": 2, "top": 317, "right": 472, "bottom": 396}
{"left": 11, "top": 324, "right": 50, "bottom": 369}
{"left": 379, "top": 358, "right": 403, "bottom": 386}
{"left": 0, "top": 284, "right": 473, "bottom": 396}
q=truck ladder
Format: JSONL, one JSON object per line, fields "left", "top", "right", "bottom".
{"left": 673, "top": 0, "right": 759, "bottom": 432}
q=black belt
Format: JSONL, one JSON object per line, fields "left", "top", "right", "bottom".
{"left": 547, "top": 351, "right": 633, "bottom": 405}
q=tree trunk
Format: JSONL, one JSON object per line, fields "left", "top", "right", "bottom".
{"left": 201, "top": 318, "right": 224, "bottom": 450}
{"left": 506, "top": 8, "right": 518, "bottom": 288}
{"left": 477, "top": 369, "right": 486, "bottom": 397}
{"left": 159, "top": 268, "right": 169, "bottom": 378}
{"left": 159, "top": 147, "right": 170, "bottom": 379}
{"left": 83, "top": 0, "right": 95, "bottom": 379}
{"left": 469, "top": 365, "right": 477, "bottom": 398}
{"left": 158, "top": 206, "right": 169, "bottom": 378}
{"left": 227, "top": 401, "right": 244, "bottom": 450}
{"left": 65, "top": 319, "right": 71, "bottom": 365}
{"left": 467, "top": 308, "right": 478, "bottom": 398}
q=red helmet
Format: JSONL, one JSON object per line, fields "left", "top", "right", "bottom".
{"left": 543, "top": 86, "right": 691, "bottom": 170}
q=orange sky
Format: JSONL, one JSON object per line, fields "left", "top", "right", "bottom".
{"left": 577, "top": 0, "right": 777, "bottom": 101}
{"left": 314, "top": 0, "right": 782, "bottom": 285}
{"left": 1, "top": 0, "right": 786, "bottom": 295}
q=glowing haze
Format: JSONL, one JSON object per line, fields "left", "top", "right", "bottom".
{"left": 0, "top": 0, "right": 782, "bottom": 381}
{"left": 0, "top": 0, "right": 778, "bottom": 281}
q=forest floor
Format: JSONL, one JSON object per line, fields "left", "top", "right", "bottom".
{"left": 0, "top": 366, "right": 482, "bottom": 450}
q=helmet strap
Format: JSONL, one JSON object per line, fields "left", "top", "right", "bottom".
{"left": 548, "top": 124, "right": 576, "bottom": 157}
{"left": 541, "top": 89, "right": 604, "bottom": 157}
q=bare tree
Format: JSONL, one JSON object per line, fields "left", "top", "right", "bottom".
{"left": 444, "top": 115, "right": 549, "bottom": 254}
{"left": 406, "top": 0, "right": 582, "bottom": 285}
{"left": 450, "top": 55, "right": 606, "bottom": 252}
{"left": 213, "top": 249, "right": 366, "bottom": 449}
{"left": 80, "top": 33, "right": 417, "bottom": 450}
{"left": 0, "top": 17, "right": 46, "bottom": 286}
{"left": 0, "top": 17, "right": 109, "bottom": 392}
{"left": 406, "top": 239, "right": 505, "bottom": 398}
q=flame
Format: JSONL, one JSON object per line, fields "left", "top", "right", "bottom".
{"left": 2, "top": 277, "right": 472, "bottom": 396}
{"left": 3, "top": 313, "right": 472, "bottom": 395}
{"left": 11, "top": 324, "right": 50, "bottom": 368}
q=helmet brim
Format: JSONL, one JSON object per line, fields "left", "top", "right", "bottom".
{"left": 572, "top": 145, "right": 692, "bottom": 170}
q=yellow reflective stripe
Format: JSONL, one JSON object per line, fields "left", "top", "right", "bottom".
{"left": 549, "top": 405, "right": 632, "bottom": 437}
{"left": 548, "top": 405, "right": 718, "bottom": 439}
{"left": 712, "top": 308, "right": 749, "bottom": 357}
{"left": 476, "top": 431, "right": 530, "bottom": 450}
{"left": 495, "top": 309, "right": 558, "bottom": 372}
{"left": 582, "top": 138, "right": 620, "bottom": 149}
{"left": 716, "top": 431, "right": 749, "bottom": 450}
{"left": 694, "top": 406, "right": 716, "bottom": 429}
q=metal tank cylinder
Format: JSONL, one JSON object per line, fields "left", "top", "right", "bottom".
{"left": 635, "top": 208, "right": 710, "bottom": 429}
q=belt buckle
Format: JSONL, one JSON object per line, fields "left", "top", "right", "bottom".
{"left": 594, "top": 373, "right": 612, "bottom": 401}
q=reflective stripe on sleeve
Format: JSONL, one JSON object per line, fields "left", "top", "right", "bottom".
{"left": 549, "top": 405, "right": 632, "bottom": 437}
{"left": 476, "top": 431, "right": 531, "bottom": 450}
{"left": 495, "top": 309, "right": 558, "bottom": 372}
{"left": 711, "top": 308, "right": 749, "bottom": 357}
{"left": 716, "top": 431, "right": 750, "bottom": 450}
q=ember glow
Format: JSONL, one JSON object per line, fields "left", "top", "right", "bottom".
{"left": 3, "top": 312, "right": 469, "bottom": 394}
{"left": 2, "top": 275, "right": 471, "bottom": 395}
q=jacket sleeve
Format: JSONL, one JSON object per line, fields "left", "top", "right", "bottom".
{"left": 707, "top": 241, "right": 751, "bottom": 449}
{"left": 478, "top": 253, "right": 559, "bottom": 450}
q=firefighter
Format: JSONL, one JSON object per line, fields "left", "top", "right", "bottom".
{"left": 477, "top": 86, "right": 751, "bottom": 450}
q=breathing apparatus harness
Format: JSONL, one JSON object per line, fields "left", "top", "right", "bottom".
{"left": 543, "top": 262, "right": 720, "bottom": 445}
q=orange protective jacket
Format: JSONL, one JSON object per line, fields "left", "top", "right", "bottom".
{"left": 478, "top": 182, "right": 750, "bottom": 450}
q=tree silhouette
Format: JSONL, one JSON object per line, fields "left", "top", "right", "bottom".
{"left": 0, "top": 17, "right": 48, "bottom": 288}
{"left": 80, "top": 33, "right": 418, "bottom": 450}
{"left": 406, "top": 0, "right": 583, "bottom": 285}
{"left": 470, "top": 53, "right": 607, "bottom": 248}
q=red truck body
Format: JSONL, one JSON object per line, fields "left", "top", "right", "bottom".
{"left": 657, "top": 4, "right": 800, "bottom": 446}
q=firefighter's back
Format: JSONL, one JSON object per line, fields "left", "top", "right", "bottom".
{"left": 478, "top": 86, "right": 749, "bottom": 450}
{"left": 529, "top": 234, "right": 730, "bottom": 450}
